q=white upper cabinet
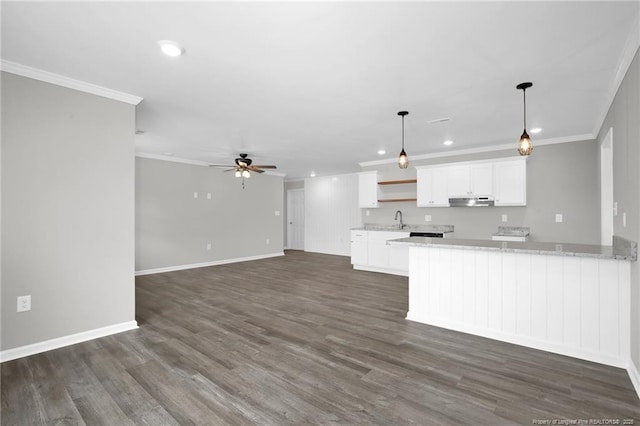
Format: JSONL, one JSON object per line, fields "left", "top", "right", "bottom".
{"left": 493, "top": 159, "right": 527, "bottom": 206}
{"left": 416, "top": 167, "right": 449, "bottom": 207}
{"left": 447, "top": 164, "right": 493, "bottom": 197}
{"left": 357, "top": 171, "right": 379, "bottom": 208}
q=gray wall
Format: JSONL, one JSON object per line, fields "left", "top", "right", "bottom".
{"left": 598, "top": 46, "right": 640, "bottom": 369}
{"left": 361, "top": 140, "right": 600, "bottom": 244}
{"left": 1, "top": 72, "right": 136, "bottom": 350}
{"left": 135, "top": 157, "right": 284, "bottom": 271}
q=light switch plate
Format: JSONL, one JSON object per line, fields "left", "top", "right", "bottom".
{"left": 555, "top": 214, "right": 563, "bottom": 223}
{"left": 424, "top": 215, "right": 432, "bottom": 222}
{"left": 275, "top": 211, "right": 280, "bottom": 216}
{"left": 207, "top": 193, "right": 212, "bottom": 199}
{"left": 366, "top": 210, "right": 370, "bottom": 216}
{"left": 193, "top": 192, "right": 198, "bottom": 198}
{"left": 501, "top": 214, "right": 508, "bottom": 222}
{"left": 623, "top": 212, "right": 627, "bottom": 227}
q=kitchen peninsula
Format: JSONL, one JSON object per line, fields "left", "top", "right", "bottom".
{"left": 389, "top": 235, "right": 637, "bottom": 368}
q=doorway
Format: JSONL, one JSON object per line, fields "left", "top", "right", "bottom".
{"left": 287, "top": 189, "right": 305, "bottom": 250}
{"left": 600, "top": 127, "right": 613, "bottom": 245}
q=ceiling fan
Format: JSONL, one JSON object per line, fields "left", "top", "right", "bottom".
{"left": 209, "top": 153, "right": 277, "bottom": 188}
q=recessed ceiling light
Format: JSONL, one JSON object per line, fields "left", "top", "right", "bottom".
{"left": 164, "top": 152, "right": 174, "bottom": 156}
{"left": 158, "top": 40, "right": 184, "bottom": 57}
{"left": 310, "top": 172, "right": 316, "bottom": 177}
{"left": 530, "top": 127, "right": 542, "bottom": 134}
{"left": 377, "top": 149, "right": 386, "bottom": 155}
{"left": 443, "top": 140, "right": 453, "bottom": 146}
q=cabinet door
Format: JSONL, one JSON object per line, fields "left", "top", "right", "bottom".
{"left": 417, "top": 167, "right": 449, "bottom": 207}
{"left": 470, "top": 164, "right": 493, "bottom": 195}
{"left": 494, "top": 160, "right": 526, "bottom": 206}
{"left": 388, "top": 244, "right": 409, "bottom": 272}
{"left": 431, "top": 168, "right": 450, "bottom": 206}
{"left": 350, "top": 231, "right": 368, "bottom": 265}
{"left": 368, "top": 240, "right": 388, "bottom": 268}
{"left": 447, "top": 166, "right": 472, "bottom": 197}
{"left": 358, "top": 172, "right": 379, "bottom": 208}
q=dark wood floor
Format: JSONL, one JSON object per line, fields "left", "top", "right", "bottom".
{"left": 2, "top": 250, "right": 640, "bottom": 425}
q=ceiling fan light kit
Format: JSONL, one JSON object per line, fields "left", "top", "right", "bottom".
{"left": 397, "top": 111, "right": 409, "bottom": 169}
{"left": 209, "top": 153, "right": 277, "bottom": 189}
{"left": 516, "top": 82, "right": 533, "bottom": 156}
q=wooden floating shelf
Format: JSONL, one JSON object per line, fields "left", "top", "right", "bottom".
{"left": 378, "top": 179, "right": 417, "bottom": 186}
{"left": 378, "top": 198, "right": 418, "bottom": 203}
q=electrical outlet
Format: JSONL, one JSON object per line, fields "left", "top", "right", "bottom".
{"left": 17, "top": 295, "right": 31, "bottom": 312}
{"left": 193, "top": 192, "right": 198, "bottom": 199}
{"left": 501, "top": 214, "right": 508, "bottom": 223}
{"left": 266, "top": 238, "right": 270, "bottom": 245}
{"left": 207, "top": 193, "right": 211, "bottom": 200}
{"left": 424, "top": 215, "right": 432, "bottom": 222}
{"left": 207, "top": 243, "right": 212, "bottom": 250}
{"left": 555, "top": 214, "right": 563, "bottom": 223}
{"left": 366, "top": 210, "right": 370, "bottom": 217}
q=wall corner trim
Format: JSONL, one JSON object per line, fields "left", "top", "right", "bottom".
{"left": 135, "top": 252, "right": 285, "bottom": 276}
{"left": 627, "top": 359, "right": 640, "bottom": 400}
{"left": 1, "top": 60, "right": 143, "bottom": 105}
{"left": 0, "top": 321, "right": 139, "bottom": 363}
{"left": 593, "top": 14, "right": 640, "bottom": 136}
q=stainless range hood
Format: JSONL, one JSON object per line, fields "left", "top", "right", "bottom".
{"left": 448, "top": 196, "right": 495, "bottom": 207}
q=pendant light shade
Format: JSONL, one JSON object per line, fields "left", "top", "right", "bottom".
{"left": 397, "top": 111, "right": 409, "bottom": 169}
{"left": 516, "top": 82, "right": 533, "bottom": 156}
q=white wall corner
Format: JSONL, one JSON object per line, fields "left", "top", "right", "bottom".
{"left": 627, "top": 358, "right": 640, "bottom": 400}
{"left": 1, "top": 60, "right": 143, "bottom": 105}
{"left": 593, "top": 14, "right": 640, "bottom": 136}
{"left": 0, "top": 321, "right": 139, "bottom": 363}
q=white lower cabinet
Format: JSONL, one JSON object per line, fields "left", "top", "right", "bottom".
{"left": 350, "top": 230, "right": 409, "bottom": 276}
{"left": 350, "top": 231, "right": 368, "bottom": 265}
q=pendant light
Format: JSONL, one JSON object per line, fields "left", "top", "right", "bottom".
{"left": 516, "top": 82, "right": 533, "bottom": 156}
{"left": 397, "top": 111, "right": 409, "bottom": 169}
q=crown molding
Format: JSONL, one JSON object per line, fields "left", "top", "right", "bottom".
{"left": 136, "top": 152, "right": 287, "bottom": 177}
{"left": 1, "top": 60, "right": 143, "bottom": 105}
{"left": 136, "top": 152, "right": 210, "bottom": 166}
{"left": 358, "top": 133, "right": 594, "bottom": 167}
{"left": 593, "top": 13, "right": 640, "bottom": 137}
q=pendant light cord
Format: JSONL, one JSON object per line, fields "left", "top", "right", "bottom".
{"left": 523, "top": 88, "right": 527, "bottom": 130}
{"left": 401, "top": 114, "right": 405, "bottom": 150}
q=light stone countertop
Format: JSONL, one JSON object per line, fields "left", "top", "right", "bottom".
{"left": 387, "top": 235, "right": 637, "bottom": 261}
{"left": 351, "top": 224, "right": 454, "bottom": 233}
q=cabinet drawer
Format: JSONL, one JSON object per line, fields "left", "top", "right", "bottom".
{"left": 350, "top": 231, "right": 368, "bottom": 242}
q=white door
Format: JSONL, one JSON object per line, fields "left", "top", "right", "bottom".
{"left": 287, "top": 189, "right": 305, "bottom": 250}
{"left": 600, "top": 128, "right": 614, "bottom": 245}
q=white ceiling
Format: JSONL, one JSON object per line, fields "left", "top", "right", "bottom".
{"left": 2, "top": 1, "right": 639, "bottom": 180}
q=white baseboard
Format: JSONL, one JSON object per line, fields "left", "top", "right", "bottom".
{"left": 135, "top": 252, "right": 285, "bottom": 276}
{"left": 353, "top": 264, "right": 409, "bottom": 277}
{"left": 0, "top": 320, "right": 138, "bottom": 363}
{"left": 627, "top": 359, "right": 640, "bottom": 400}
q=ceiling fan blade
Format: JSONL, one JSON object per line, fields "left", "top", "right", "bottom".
{"left": 223, "top": 168, "right": 237, "bottom": 172}
{"left": 247, "top": 166, "right": 265, "bottom": 173}
{"left": 209, "top": 164, "right": 234, "bottom": 168}
{"left": 252, "top": 165, "right": 277, "bottom": 169}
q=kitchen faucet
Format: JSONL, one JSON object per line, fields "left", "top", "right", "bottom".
{"left": 394, "top": 210, "right": 404, "bottom": 229}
